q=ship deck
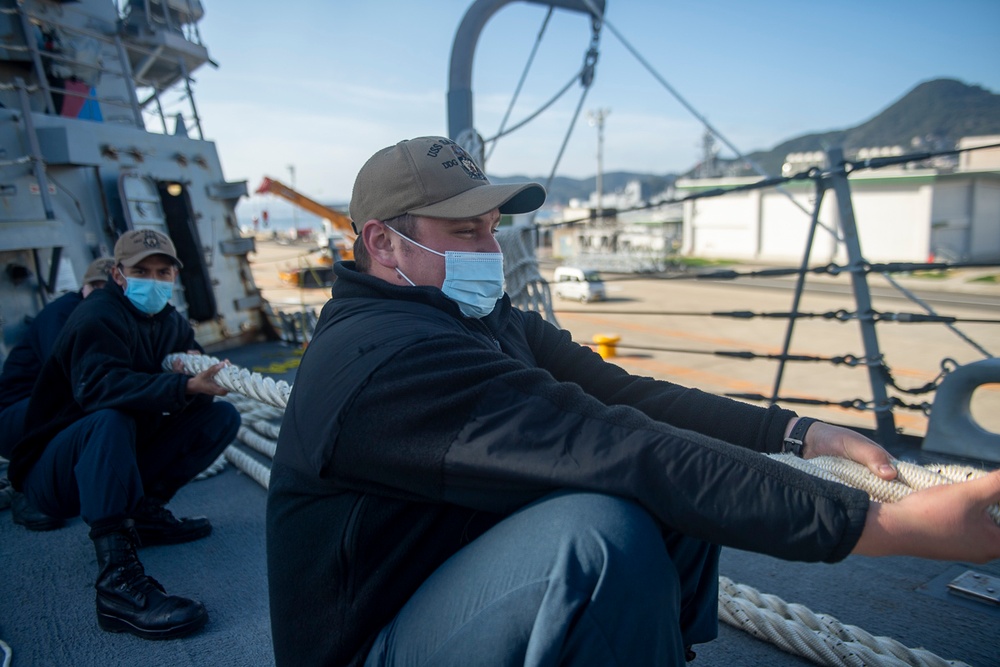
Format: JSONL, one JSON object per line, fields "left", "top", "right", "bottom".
{"left": 3, "top": 254, "right": 1000, "bottom": 666}
{"left": 3, "top": 429, "right": 998, "bottom": 666}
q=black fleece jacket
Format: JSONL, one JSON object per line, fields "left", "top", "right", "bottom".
{"left": 266, "top": 262, "right": 870, "bottom": 667}
{"left": 8, "top": 281, "right": 206, "bottom": 488}
{"left": 0, "top": 290, "right": 83, "bottom": 409}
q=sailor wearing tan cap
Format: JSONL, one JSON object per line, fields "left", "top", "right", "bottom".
{"left": 267, "top": 137, "right": 1000, "bottom": 667}
{"left": 7, "top": 229, "right": 241, "bottom": 640}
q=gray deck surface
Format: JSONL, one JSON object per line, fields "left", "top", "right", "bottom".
{"left": 3, "top": 458, "right": 998, "bottom": 666}
{"left": 1, "top": 464, "right": 270, "bottom": 667}
{"left": 2, "top": 343, "right": 999, "bottom": 667}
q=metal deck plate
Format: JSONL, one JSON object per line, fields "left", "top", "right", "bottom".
{"left": 947, "top": 570, "right": 1000, "bottom": 605}
{"left": 916, "top": 564, "right": 1000, "bottom": 618}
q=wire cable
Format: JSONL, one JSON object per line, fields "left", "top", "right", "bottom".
{"left": 485, "top": 7, "right": 554, "bottom": 161}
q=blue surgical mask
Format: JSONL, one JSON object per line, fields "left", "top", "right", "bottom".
{"left": 387, "top": 226, "right": 504, "bottom": 319}
{"left": 123, "top": 276, "right": 174, "bottom": 315}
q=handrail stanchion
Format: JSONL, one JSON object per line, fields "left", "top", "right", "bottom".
{"left": 769, "top": 176, "right": 825, "bottom": 405}
{"left": 826, "top": 147, "right": 897, "bottom": 446}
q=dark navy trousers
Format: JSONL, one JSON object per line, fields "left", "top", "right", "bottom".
{"left": 21, "top": 401, "right": 240, "bottom": 526}
{"left": 0, "top": 397, "right": 29, "bottom": 460}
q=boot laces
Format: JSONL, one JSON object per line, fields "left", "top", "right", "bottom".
{"left": 115, "top": 535, "right": 166, "bottom": 594}
{"left": 117, "top": 560, "right": 166, "bottom": 595}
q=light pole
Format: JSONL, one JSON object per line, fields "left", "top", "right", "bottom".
{"left": 587, "top": 108, "right": 610, "bottom": 221}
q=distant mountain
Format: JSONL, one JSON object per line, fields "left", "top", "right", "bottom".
{"left": 739, "top": 78, "right": 1000, "bottom": 176}
{"left": 492, "top": 172, "right": 676, "bottom": 208}
{"left": 491, "top": 78, "right": 1000, "bottom": 205}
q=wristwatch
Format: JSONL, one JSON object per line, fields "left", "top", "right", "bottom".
{"left": 782, "top": 417, "right": 818, "bottom": 457}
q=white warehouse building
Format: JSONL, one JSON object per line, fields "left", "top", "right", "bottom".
{"left": 675, "top": 140, "right": 1000, "bottom": 264}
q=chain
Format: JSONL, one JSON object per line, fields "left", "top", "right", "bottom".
{"left": 879, "top": 358, "right": 958, "bottom": 398}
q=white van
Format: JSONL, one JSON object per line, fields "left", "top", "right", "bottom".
{"left": 553, "top": 266, "right": 607, "bottom": 303}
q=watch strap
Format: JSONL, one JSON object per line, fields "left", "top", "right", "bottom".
{"left": 783, "top": 417, "right": 818, "bottom": 457}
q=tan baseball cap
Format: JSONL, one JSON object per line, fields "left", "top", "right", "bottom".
{"left": 82, "top": 257, "right": 115, "bottom": 285}
{"left": 114, "top": 229, "right": 183, "bottom": 268}
{"left": 349, "top": 136, "right": 545, "bottom": 230}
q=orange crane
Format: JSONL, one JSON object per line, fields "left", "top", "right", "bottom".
{"left": 255, "top": 176, "right": 356, "bottom": 261}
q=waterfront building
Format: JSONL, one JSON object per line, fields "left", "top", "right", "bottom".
{"left": 675, "top": 136, "right": 1000, "bottom": 264}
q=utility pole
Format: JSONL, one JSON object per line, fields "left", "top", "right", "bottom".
{"left": 699, "top": 129, "right": 718, "bottom": 178}
{"left": 587, "top": 108, "right": 610, "bottom": 221}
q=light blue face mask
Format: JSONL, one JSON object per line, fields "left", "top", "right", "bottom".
{"left": 123, "top": 276, "right": 174, "bottom": 315}
{"left": 387, "top": 226, "right": 504, "bottom": 319}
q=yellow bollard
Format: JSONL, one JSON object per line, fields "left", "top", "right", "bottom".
{"left": 592, "top": 333, "right": 621, "bottom": 360}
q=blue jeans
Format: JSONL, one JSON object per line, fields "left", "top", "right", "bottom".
{"left": 21, "top": 401, "right": 240, "bottom": 525}
{"left": 364, "top": 491, "right": 719, "bottom": 667}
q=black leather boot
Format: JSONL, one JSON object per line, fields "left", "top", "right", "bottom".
{"left": 11, "top": 490, "right": 66, "bottom": 531}
{"left": 131, "top": 497, "right": 211, "bottom": 546}
{"left": 91, "top": 519, "right": 208, "bottom": 639}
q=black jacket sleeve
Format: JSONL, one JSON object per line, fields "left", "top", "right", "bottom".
{"left": 332, "top": 332, "right": 868, "bottom": 564}
{"left": 60, "top": 307, "right": 192, "bottom": 415}
{"left": 517, "top": 309, "right": 795, "bottom": 452}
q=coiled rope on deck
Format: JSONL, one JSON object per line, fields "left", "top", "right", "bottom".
{"left": 1, "top": 639, "right": 12, "bottom": 667}
{"left": 717, "top": 577, "right": 967, "bottom": 667}
{"left": 166, "top": 353, "right": 994, "bottom": 667}
{"left": 165, "top": 354, "right": 288, "bottom": 487}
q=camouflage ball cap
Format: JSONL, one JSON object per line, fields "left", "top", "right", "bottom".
{"left": 114, "top": 229, "right": 184, "bottom": 268}
{"left": 82, "top": 257, "right": 115, "bottom": 285}
{"left": 349, "top": 136, "right": 545, "bottom": 227}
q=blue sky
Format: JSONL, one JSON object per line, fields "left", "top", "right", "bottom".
{"left": 188, "top": 0, "right": 1000, "bottom": 216}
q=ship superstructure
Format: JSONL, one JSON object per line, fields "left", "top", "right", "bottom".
{"left": 0, "top": 0, "right": 264, "bottom": 352}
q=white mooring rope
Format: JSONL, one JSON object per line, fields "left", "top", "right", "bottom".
{"left": 768, "top": 453, "right": 1000, "bottom": 524}
{"left": 717, "top": 577, "right": 968, "bottom": 667}
{"left": 163, "top": 353, "right": 292, "bottom": 409}
{"left": 167, "top": 353, "right": 995, "bottom": 667}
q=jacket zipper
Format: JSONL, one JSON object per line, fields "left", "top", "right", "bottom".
{"left": 474, "top": 320, "right": 501, "bottom": 349}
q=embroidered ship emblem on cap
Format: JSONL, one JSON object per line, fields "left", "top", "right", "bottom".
{"left": 142, "top": 230, "right": 162, "bottom": 248}
{"left": 450, "top": 144, "right": 487, "bottom": 182}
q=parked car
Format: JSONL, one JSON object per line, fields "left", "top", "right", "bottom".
{"left": 553, "top": 266, "right": 607, "bottom": 303}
